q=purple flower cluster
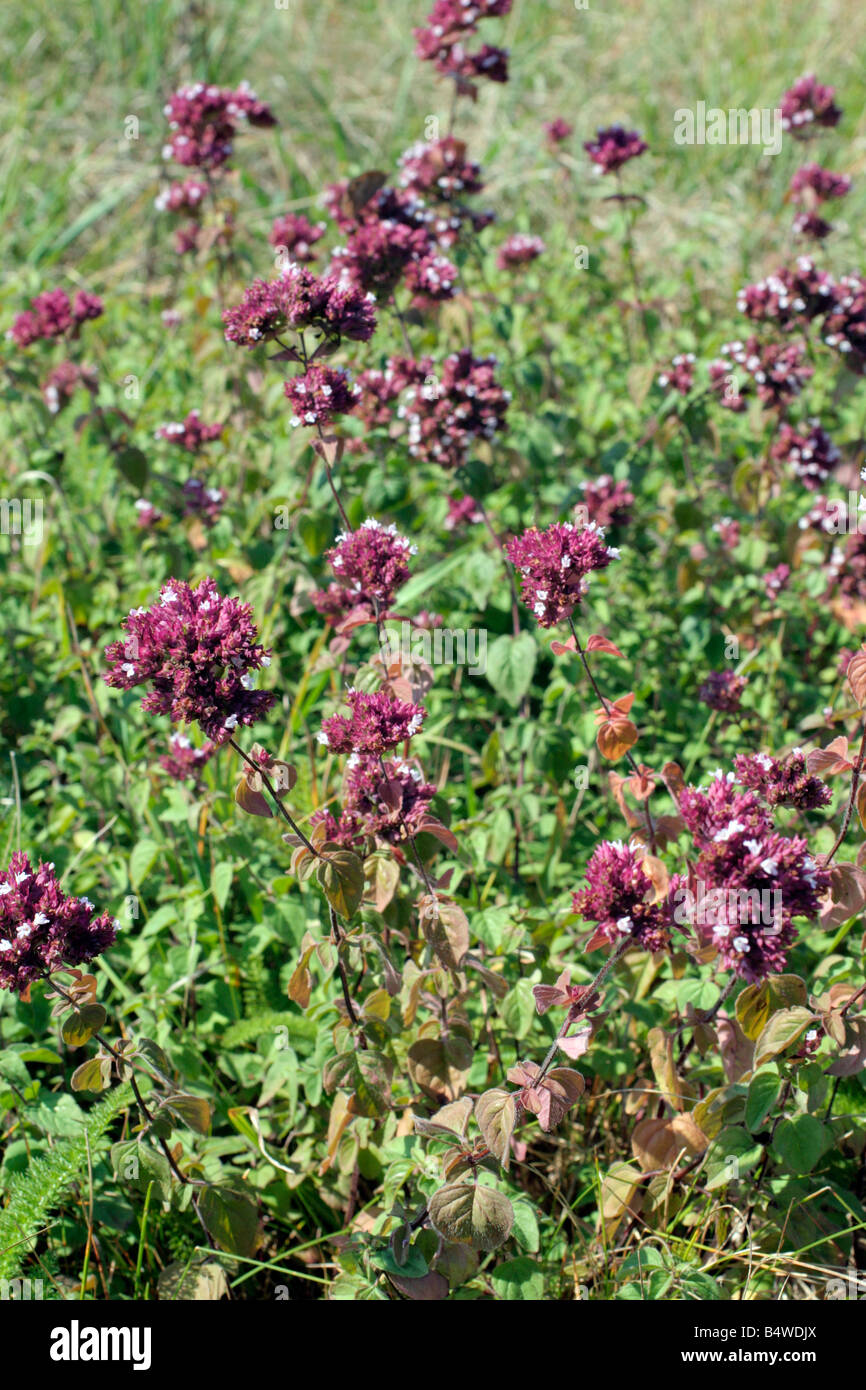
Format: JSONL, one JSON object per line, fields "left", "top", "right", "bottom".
{"left": 331, "top": 211, "right": 458, "bottom": 306}
{"left": 223, "top": 265, "right": 377, "bottom": 348}
{"left": 268, "top": 213, "right": 327, "bottom": 264}
{"left": 313, "top": 754, "right": 436, "bottom": 849}
{"left": 42, "top": 360, "right": 98, "bottom": 414}
{"left": 162, "top": 81, "right": 276, "bottom": 170}
{"left": 156, "top": 409, "right": 223, "bottom": 452}
{"left": 712, "top": 517, "right": 740, "bottom": 551}
{"left": 734, "top": 751, "right": 832, "bottom": 811}
{"left": 104, "top": 577, "right": 277, "bottom": 743}
{"left": 317, "top": 689, "right": 425, "bottom": 755}
{"left": 735, "top": 260, "right": 866, "bottom": 374}
{"left": 714, "top": 337, "right": 813, "bottom": 408}
{"left": 0, "top": 853, "right": 117, "bottom": 996}
{"left": 657, "top": 352, "right": 695, "bottom": 394}
{"left": 788, "top": 164, "right": 851, "bottom": 240}
{"left": 444, "top": 493, "right": 483, "bottom": 529}
{"left": 326, "top": 519, "right": 416, "bottom": 608}
{"left": 674, "top": 772, "right": 828, "bottom": 980}
{"left": 763, "top": 562, "right": 791, "bottom": 599}
{"left": 789, "top": 163, "right": 851, "bottom": 204}
{"left": 400, "top": 350, "right": 510, "bottom": 468}
{"left": 155, "top": 179, "right": 208, "bottom": 214}
{"left": 413, "top": 1, "right": 512, "bottom": 86}
{"left": 8, "top": 288, "right": 104, "bottom": 348}
{"left": 399, "top": 137, "right": 484, "bottom": 203}
{"left": 707, "top": 360, "right": 747, "bottom": 412}
{"left": 736, "top": 258, "right": 835, "bottom": 328}
{"left": 822, "top": 275, "right": 866, "bottom": 369}
{"left": 698, "top": 669, "right": 747, "bottom": 713}
{"left": 584, "top": 125, "right": 648, "bottom": 176}
{"left": 354, "top": 355, "right": 434, "bottom": 428}
{"left": 579, "top": 475, "right": 634, "bottom": 530}
{"left": 779, "top": 73, "right": 842, "bottom": 135}
{"left": 506, "top": 520, "right": 617, "bottom": 627}
{"left": 285, "top": 364, "right": 361, "bottom": 428}
{"left": 572, "top": 840, "right": 674, "bottom": 953}
{"left": 135, "top": 499, "right": 164, "bottom": 529}
{"left": 496, "top": 233, "right": 545, "bottom": 270}
{"left": 159, "top": 732, "right": 218, "bottom": 781}
{"left": 182, "top": 478, "right": 226, "bottom": 527}
{"left": 544, "top": 118, "right": 573, "bottom": 147}
{"left": 771, "top": 421, "right": 840, "bottom": 489}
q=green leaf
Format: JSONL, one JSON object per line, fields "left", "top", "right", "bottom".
{"left": 111, "top": 1140, "right": 173, "bottom": 1204}
{"left": 317, "top": 849, "right": 365, "bottom": 920}
{"left": 486, "top": 632, "right": 537, "bottom": 707}
{"left": 745, "top": 1068, "right": 781, "bottom": 1132}
{"left": 753, "top": 1007, "right": 814, "bottom": 1067}
{"left": 370, "top": 1246, "right": 428, "bottom": 1279}
{"left": 115, "top": 446, "right": 148, "bottom": 490}
{"left": 773, "top": 1114, "right": 825, "bottom": 1174}
{"left": 428, "top": 1181, "right": 514, "bottom": 1251}
{"left": 129, "top": 838, "right": 160, "bottom": 891}
{"left": 158, "top": 1260, "right": 229, "bottom": 1301}
{"left": 491, "top": 1255, "right": 544, "bottom": 1300}
{"left": 211, "top": 861, "right": 234, "bottom": 910}
{"left": 510, "top": 1202, "right": 540, "bottom": 1253}
{"left": 62, "top": 1003, "right": 106, "bottom": 1048}
{"left": 705, "top": 1126, "right": 763, "bottom": 1189}
{"left": 475, "top": 1088, "right": 517, "bottom": 1170}
{"left": 199, "top": 1186, "right": 261, "bottom": 1257}
{"left": 70, "top": 1055, "right": 112, "bottom": 1093}
{"left": 499, "top": 979, "right": 535, "bottom": 1039}
{"left": 164, "top": 1093, "right": 211, "bottom": 1134}
{"left": 736, "top": 975, "right": 808, "bottom": 1041}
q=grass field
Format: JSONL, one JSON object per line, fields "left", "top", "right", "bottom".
{"left": 3, "top": 0, "right": 866, "bottom": 1307}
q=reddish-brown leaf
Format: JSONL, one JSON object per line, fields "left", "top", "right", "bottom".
{"left": 586, "top": 634, "right": 625, "bottom": 658}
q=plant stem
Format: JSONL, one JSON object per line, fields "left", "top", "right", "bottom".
{"left": 229, "top": 737, "right": 320, "bottom": 856}
{"left": 822, "top": 718, "right": 866, "bottom": 867}
{"left": 567, "top": 617, "right": 657, "bottom": 851}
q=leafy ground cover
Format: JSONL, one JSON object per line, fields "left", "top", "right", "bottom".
{"left": 2, "top": 0, "right": 866, "bottom": 1303}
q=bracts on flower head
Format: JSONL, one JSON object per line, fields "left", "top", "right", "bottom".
{"left": 317, "top": 688, "right": 426, "bottom": 755}
{"left": 104, "top": 577, "right": 277, "bottom": 743}
{"left": 0, "top": 853, "right": 117, "bottom": 996}
{"left": 506, "top": 520, "right": 618, "bottom": 627}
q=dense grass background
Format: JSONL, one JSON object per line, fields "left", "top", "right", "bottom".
{"left": 2, "top": 0, "right": 865, "bottom": 287}
{"left": 3, "top": 0, "right": 866, "bottom": 1302}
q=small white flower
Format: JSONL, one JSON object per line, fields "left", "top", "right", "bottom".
{"left": 224, "top": 714, "right": 239, "bottom": 730}
{"left": 316, "top": 731, "right": 330, "bottom": 746}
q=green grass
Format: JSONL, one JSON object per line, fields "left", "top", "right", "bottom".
{"left": 2, "top": 0, "right": 866, "bottom": 1304}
